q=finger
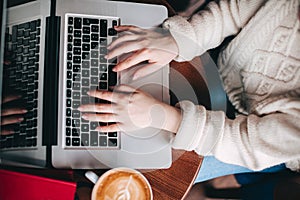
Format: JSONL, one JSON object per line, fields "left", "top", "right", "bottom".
{"left": 113, "top": 49, "right": 149, "bottom": 72}
{"left": 114, "top": 25, "right": 142, "bottom": 33}
{"left": 78, "top": 103, "right": 115, "bottom": 113}
{"left": 106, "top": 40, "right": 147, "bottom": 60}
{"left": 1, "top": 129, "right": 15, "bottom": 135}
{"left": 1, "top": 116, "right": 24, "bottom": 126}
{"left": 1, "top": 108, "right": 27, "bottom": 117}
{"left": 81, "top": 113, "right": 117, "bottom": 123}
{"left": 2, "top": 95, "right": 22, "bottom": 104}
{"left": 87, "top": 90, "right": 125, "bottom": 104}
{"left": 96, "top": 123, "right": 121, "bottom": 132}
{"left": 113, "top": 84, "right": 136, "bottom": 93}
{"left": 107, "top": 34, "right": 140, "bottom": 50}
{"left": 87, "top": 90, "right": 116, "bottom": 103}
{"left": 132, "top": 63, "right": 162, "bottom": 80}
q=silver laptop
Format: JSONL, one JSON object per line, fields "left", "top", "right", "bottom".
{"left": 0, "top": 0, "right": 172, "bottom": 169}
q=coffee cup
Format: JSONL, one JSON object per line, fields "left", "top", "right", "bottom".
{"left": 85, "top": 168, "right": 153, "bottom": 200}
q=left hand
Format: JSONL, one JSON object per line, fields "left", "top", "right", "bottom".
{"left": 78, "top": 85, "right": 181, "bottom": 133}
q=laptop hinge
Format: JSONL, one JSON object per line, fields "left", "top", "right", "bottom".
{"left": 42, "top": 14, "right": 60, "bottom": 147}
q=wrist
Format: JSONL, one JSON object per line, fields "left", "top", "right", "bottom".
{"left": 161, "top": 104, "right": 182, "bottom": 133}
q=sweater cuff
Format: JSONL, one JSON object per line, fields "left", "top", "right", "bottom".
{"left": 163, "top": 16, "right": 202, "bottom": 62}
{"left": 172, "top": 101, "right": 206, "bottom": 151}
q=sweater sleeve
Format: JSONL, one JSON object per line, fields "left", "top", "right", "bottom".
{"left": 173, "top": 100, "right": 300, "bottom": 171}
{"left": 163, "top": 0, "right": 266, "bottom": 61}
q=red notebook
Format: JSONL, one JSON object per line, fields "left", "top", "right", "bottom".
{"left": 0, "top": 169, "right": 76, "bottom": 200}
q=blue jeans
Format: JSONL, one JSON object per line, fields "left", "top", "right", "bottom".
{"left": 194, "top": 156, "right": 286, "bottom": 183}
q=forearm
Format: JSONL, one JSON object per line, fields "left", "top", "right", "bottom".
{"left": 173, "top": 100, "right": 300, "bottom": 171}
{"left": 163, "top": 0, "right": 266, "bottom": 61}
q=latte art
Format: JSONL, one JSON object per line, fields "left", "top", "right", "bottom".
{"left": 93, "top": 169, "right": 152, "bottom": 200}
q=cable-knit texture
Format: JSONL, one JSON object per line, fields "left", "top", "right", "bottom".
{"left": 164, "top": 0, "right": 300, "bottom": 171}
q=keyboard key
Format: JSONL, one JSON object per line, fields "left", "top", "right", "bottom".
{"left": 108, "top": 28, "right": 117, "bottom": 36}
{"left": 68, "top": 26, "right": 73, "bottom": 33}
{"left": 68, "top": 17, "right": 73, "bottom": 25}
{"left": 72, "top": 92, "right": 80, "bottom": 99}
{"left": 72, "top": 110, "right": 81, "bottom": 118}
{"left": 91, "top": 51, "right": 99, "bottom": 58}
{"left": 66, "top": 99, "right": 71, "bottom": 107}
{"left": 72, "top": 138, "right": 80, "bottom": 146}
{"left": 81, "top": 61, "right": 89, "bottom": 69}
{"left": 66, "top": 128, "right": 71, "bottom": 136}
{"left": 81, "top": 124, "right": 89, "bottom": 132}
{"left": 108, "top": 132, "right": 117, "bottom": 137}
{"left": 82, "top": 35, "right": 90, "bottom": 42}
{"left": 100, "top": 73, "right": 107, "bottom": 81}
{"left": 82, "top": 43, "right": 90, "bottom": 51}
{"left": 100, "top": 136, "right": 107, "bottom": 146}
{"left": 82, "top": 70, "right": 90, "bottom": 77}
{"left": 100, "top": 19, "right": 107, "bottom": 37}
{"left": 100, "top": 64, "right": 107, "bottom": 72}
{"left": 72, "top": 128, "right": 80, "bottom": 136}
{"left": 66, "top": 118, "right": 71, "bottom": 126}
{"left": 91, "top": 59, "right": 98, "bottom": 66}
{"left": 72, "top": 119, "right": 80, "bottom": 127}
{"left": 74, "top": 39, "right": 81, "bottom": 46}
{"left": 81, "top": 134, "right": 89, "bottom": 146}
{"left": 99, "top": 82, "right": 107, "bottom": 90}
{"left": 73, "top": 56, "right": 81, "bottom": 63}
{"left": 73, "top": 47, "right": 81, "bottom": 55}
{"left": 73, "top": 73, "right": 81, "bottom": 81}
{"left": 83, "top": 27, "right": 90, "bottom": 34}
{"left": 66, "top": 108, "right": 71, "bottom": 117}
{"left": 90, "top": 131, "right": 98, "bottom": 146}
{"left": 82, "top": 52, "right": 90, "bottom": 60}
{"left": 108, "top": 138, "right": 117, "bottom": 146}
{"left": 91, "top": 25, "right": 99, "bottom": 32}
{"left": 91, "top": 68, "right": 98, "bottom": 75}
{"left": 74, "top": 30, "right": 81, "bottom": 38}
{"left": 90, "top": 122, "right": 98, "bottom": 130}
{"left": 91, "top": 42, "right": 99, "bottom": 49}
{"left": 74, "top": 17, "right": 82, "bottom": 29}
{"left": 91, "top": 77, "right": 98, "bottom": 84}
{"left": 82, "top": 79, "right": 89, "bottom": 86}
{"left": 91, "top": 34, "right": 99, "bottom": 41}
{"left": 66, "top": 137, "right": 71, "bottom": 146}
{"left": 72, "top": 100, "right": 81, "bottom": 109}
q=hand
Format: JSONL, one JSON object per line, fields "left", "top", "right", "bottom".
{"left": 106, "top": 26, "right": 179, "bottom": 80}
{"left": 1, "top": 95, "right": 27, "bottom": 135}
{"left": 78, "top": 85, "right": 182, "bottom": 133}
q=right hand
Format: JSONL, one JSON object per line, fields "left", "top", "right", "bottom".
{"left": 1, "top": 94, "right": 27, "bottom": 136}
{"left": 106, "top": 25, "right": 179, "bottom": 80}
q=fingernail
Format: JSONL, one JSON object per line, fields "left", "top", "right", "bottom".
{"left": 87, "top": 91, "right": 90, "bottom": 95}
{"left": 112, "top": 67, "right": 117, "bottom": 72}
{"left": 22, "top": 109, "right": 28, "bottom": 113}
{"left": 77, "top": 107, "right": 82, "bottom": 111}
{"left": 82, "top": 115, "right": 88, "bottom": 119}
{"left": 18, "top": 117, "right": 24, "bottom": 121}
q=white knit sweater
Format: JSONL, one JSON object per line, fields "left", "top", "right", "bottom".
{"left": 163, "top": 0, "right": 300, "bottom": 171}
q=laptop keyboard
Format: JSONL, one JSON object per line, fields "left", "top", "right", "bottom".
{"left": 0, "top": 19, "right": 41, "bottom": 150}
{"left": 65, "top": 14, "right": 120, "bottom": 149}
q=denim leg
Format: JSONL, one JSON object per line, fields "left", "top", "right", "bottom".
{"left": 194, "top": 156, "right": 286, "bottom": 183}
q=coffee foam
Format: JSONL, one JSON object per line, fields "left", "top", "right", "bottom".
{"left": 94, "top": 169, "right": 152, "bottom": 200}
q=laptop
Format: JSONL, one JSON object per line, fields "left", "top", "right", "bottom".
{"left": 0, "top": 0, "right": 172, "bottom": 169}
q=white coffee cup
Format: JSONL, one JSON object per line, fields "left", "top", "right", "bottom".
{"left": 85, "top": 168, "right": 153, "bottom": 200}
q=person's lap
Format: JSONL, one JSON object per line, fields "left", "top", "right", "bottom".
{"left": 194, "top": 156, "right": 286, "bottom": 184}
